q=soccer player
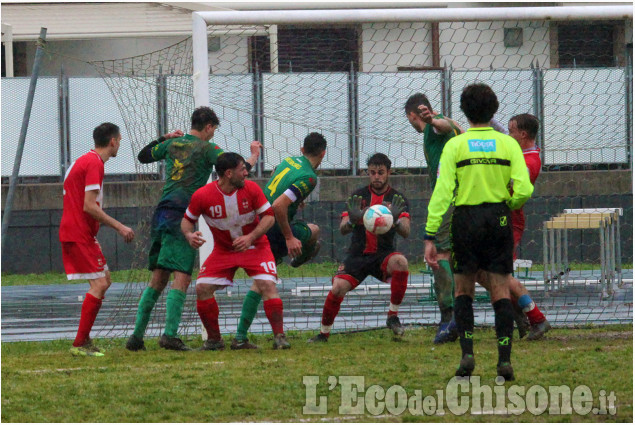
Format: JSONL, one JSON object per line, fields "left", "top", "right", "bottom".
{"left": 182, "top": 152, "right": 290, "bottom": 350}
{"left": 61, "top": 122, "right": 135, "bottom": 357}
{"left": 265, "top": 132, "right": 327, "bottom": 267}
{"left": 308, "top": 153, "right": 411, "bottom": 342}
{"left": 126, "top": 106, "right": 261, "bottom": 352}
{"left": 424, "top": 83, "right": 534, "bottom": 381}
{"left": 505, "top": 114, "right": 551, "bottom": 339}
{"left": 405, "top": 93, "right": 464, "bottom": 344}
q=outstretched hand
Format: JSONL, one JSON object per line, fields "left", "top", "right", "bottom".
{"left": 346, "top": 195, "right": 365, "bottom": 224}
{"left": 418, "top": 105, "right": 434, "bottom": 124}
{"left": 164, "top": 130, "right": 184, "bottom": 140}
{"left": 387, "top": 194, "right": 406, "bottom": 221}
{"left": 250, "top": 141, "right": 263, "bottom": 157}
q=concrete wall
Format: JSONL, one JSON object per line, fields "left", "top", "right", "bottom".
{"left": 2, "top": 171, "right": 632, "bottom": 274}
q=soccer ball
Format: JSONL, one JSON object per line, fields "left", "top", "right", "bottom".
{"left": 363, "top": 204, "right": 393, "bottom": 235}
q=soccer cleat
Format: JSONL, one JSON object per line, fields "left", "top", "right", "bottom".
{"left": 70, "top": 346, "right": 104, "bottom": 357}
{"left": 513, "top": 307, "right": 531, "bottom": 339}
{"left": 496, "top": 362, "right": 515, "bottom": 381}
{"left": 527, "top": 319, "right": 552, "bottom": 341}
{"left": 455, "top": 354, "right": 475, "bottom": 377}
{"left": 307, "top": 333, "right": 329, "bottom": 343}
{"left": 273, "top": 333, "right": 291, "bottom": 350}
{"left": 200, "top": 338, "right": 226, "bottom": 351}
{"left": 158, "top": 334, "right": 192, "bottom": 351}
{"left": 230, "top": 338, "right": 259, "bottom": 350}
{"left": 386, "top": 315, "right": 405, "bottom": 336}
{"left": 434, "top": 320, "right": 459, "bottom": 344}
{"left": 84, "top": 338, "right": 106, "bottom": 354}
{"left": 125, "top": 335, "right": 146, "bottom": 352}
{"left": 291, "top": 241, "right": 322, "bottom": 268}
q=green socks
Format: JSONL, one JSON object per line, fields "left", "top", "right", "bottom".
{"left": 434, "top": 259, "right": 456, "bottom": 322}
{"left": 236, "top": 290, "right": 262, "bottom": 341}
{"left": 164, "top": 289, "right": 187, "bottom": 337}
{"left": 133, "top": 287, "right": 161, "bottom": 339}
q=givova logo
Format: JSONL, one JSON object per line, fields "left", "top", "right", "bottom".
{"left": 468, "top": 139, "right": 496, "bottom": 152}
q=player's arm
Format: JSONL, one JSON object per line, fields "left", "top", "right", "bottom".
{"left": 83, "top": 190, "right": 134, "bottom": 243}
{"left": 424, "top": 144, "right": 457, "bottom": 269}
{"left": 394, "top": 216, "right": 411, "bottom": 238}
{"left": 507, "top": 143, "right": 534, "bottom": 211}
{"left": 272, "top": 194, "right": 302, "bottom": 258}
{"left": 419, "top": 106, "right": 458, "bottom": 135}
{"left": 244, "top": 140, "right": 263, "bottom": 171}
{"left": 181, "top": 217, "right": 206, "bottom": 249}
{"left": 339, "top": 213, "right": 353, "bottom": 235}
{"left": 137, "top": 130, "right": 184, "bottom": 164}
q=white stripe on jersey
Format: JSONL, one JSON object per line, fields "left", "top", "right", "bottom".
{"left": 283, "top": 188, "right": 298, "bottom": 202}
{"left": 204, "top": 191, "right": 256, "bottom": 240}
{"left": 256, "top": 201, "right": 272, "bottom": 215}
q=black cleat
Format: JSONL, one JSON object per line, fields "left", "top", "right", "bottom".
{"left": 307, "top": 333, "right": 329, "bottom": 343}
{"left": 513, "top": 307, "right": 531, "bottom": 339}
{"left": 125, "top": 335, "right": 146, "bottom": 352}
{"left": 386, "top": 315, "right": 405, "bottom": 336}
{"left": 455, "top": 354, "right": 475, "bottom": 378}
{"left": 200, "top": 338, "right": 225, "bottom": 351}
{"left": 434, "top": 320, "right": 459, "bottom": 344}
{"left": 497, "top": 362, "right": 515, "bottom": 381}
{"left": 527, "top": 320, "right": 551, "bottom": 341}
{"left": 230, "top": 338, "right": 259, "bottom": 350}
{"left": 273, "top": 333, "right": 291, "bottom": 350}
{"left": 158, "top": 334, "right": 192, "bottom": 351}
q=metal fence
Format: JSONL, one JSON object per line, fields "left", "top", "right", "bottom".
{"left": 1, "top": 66, "right": 632, "bottom": 181}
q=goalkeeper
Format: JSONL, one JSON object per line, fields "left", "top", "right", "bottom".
{"left": 405, "top": 93, "right": 464, "bottom": 344}
{"left": 308, "top": 153, "right": 411, "bottom": 342}
{"left": 126, "top": 106, "right": 261, "bottom": 352}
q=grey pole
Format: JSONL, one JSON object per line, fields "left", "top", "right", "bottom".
{"left": 1, "top": 28, "right": 47, "bottom": 252}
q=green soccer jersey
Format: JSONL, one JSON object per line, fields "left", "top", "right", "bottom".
{"left": 423, "top": 113, "right": 462, "bottom": 189}
{"left": 151, "top": 134, "right": 224, "bottom": 209}
{"left": 265, "top": 156, "right": 318, "bottom": 221}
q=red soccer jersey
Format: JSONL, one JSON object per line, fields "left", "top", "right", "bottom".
{"left": 511, "top": 147, "right": 541, "bottom": 231}
{"left": 59, "top": 150, "right": 104, "bottom": 242}
{"left": 184, "top": 180, "right": 273, "bottom": 251}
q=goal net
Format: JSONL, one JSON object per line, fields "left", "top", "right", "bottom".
{"left": 74, "top": 6, "right": 632, "bottom": 339}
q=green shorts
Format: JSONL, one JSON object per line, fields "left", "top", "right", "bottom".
{"left": 435, "top": 204, "right": 454, "bottom": 252}
{"left": 266, "top": 220, "right": 313, "bottom": 261}
{"left": 148, "top": 207, "right": 196, "bottom": 274}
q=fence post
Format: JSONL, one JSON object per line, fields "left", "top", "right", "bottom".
{"left": 252, "top": 62, "right": 264, "bottom": 178}
{"left": 349, "top": 61, "right": 358, "bottom": 176}
{"left": 156, "top": 67, "right": 167, "bottom": 179}
{"left": 625, "top": 44, "right": 632, "bottom": 168}
{"left": 533, "top": 60, "right": 546, "bottom": 163}
{"left": 59, "top": 64, "right": 70, "bottom": 181}
{"left": 1, "top": 27, "right": 47, "bottom": 252}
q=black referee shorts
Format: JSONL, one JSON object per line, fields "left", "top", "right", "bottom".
{"left": 451, "top": 202, "right": 513, "bottom": 275}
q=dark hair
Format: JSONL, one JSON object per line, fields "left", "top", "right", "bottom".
{"left": 404, "top": 93, "right": 432, "bottom": 114}
{"left": 460, "top": 83, "right": 499, "bottom": 124}
{"left": 215, "top": 152, "right": 245, "bottom": 177}
{"left": 367, "top": 152, "right": 391, "bottom": 170}
{"left": 510, "top": 113, "right": 539, "bottom": 139}
{"left": 191, "top": 106, "right": 220, "bottom": 131}
{"left": 303, "top": 132, "right": 327, "bottom": 156}
{"left": 93, "top": 122, "right": 120, "bottom": 148}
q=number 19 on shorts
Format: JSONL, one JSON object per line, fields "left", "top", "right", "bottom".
{"left": 261, "top": 261, "right": 277, "bottom": 274}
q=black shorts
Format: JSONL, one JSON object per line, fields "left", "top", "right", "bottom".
{"left": 451, "top": 203, "right": 513, "bottom": 275}
{"left": 335, "top": 251, "right": 401, "bottom": 288}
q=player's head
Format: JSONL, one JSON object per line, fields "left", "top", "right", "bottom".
{"left": 509, "top": 113, "right": 539, "bottom": 143}
{"left": 301, "top": 132, "right": 327, "bottom": 164}
{"left": 367, "top": 153, "right": 391, "bottom": 192}
{"left": 460, "top": 83, "right": 499, "bottom": 125}
{"left": 93, "top": 122, "right": 121, "bottom": 156}
{"left": 191, "top": 106, "right": 220, "bottom": 141}
{"left": 216, "top": 152, "right": 247, "bottom": 188}
{"left": 405, "top": 93, "right": 433, "bottom": 133}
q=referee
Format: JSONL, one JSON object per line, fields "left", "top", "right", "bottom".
{"left": 424, "top": 83, "right": 534, "bottom": 381}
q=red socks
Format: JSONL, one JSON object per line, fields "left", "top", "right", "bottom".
{"left": 526, "top": 305, "right": 547, "bottom": 325}
{"left": 264, "top": 298, "right": 284, "bottom": 335}
{"left": 197, "top": 297, "right": 221, "bottom": 341}
{"left": 73, "top": 293, "right": 102, "bottom": 347}
{"left": 322, "top": 291, "right": 344, "bottom": 329}
{"left": 389, "top": 270, "right": 409, "bottom": 316}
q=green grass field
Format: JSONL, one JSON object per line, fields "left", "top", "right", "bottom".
{"left": 2, "top": 326, "right": 632, "bottom": 422}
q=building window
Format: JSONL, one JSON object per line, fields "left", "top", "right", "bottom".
{"left": 250, "top": 26, "right": 359, "bottom": 72}
{"left": 557, "top": 23, "right": 616, "bottom": 67}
